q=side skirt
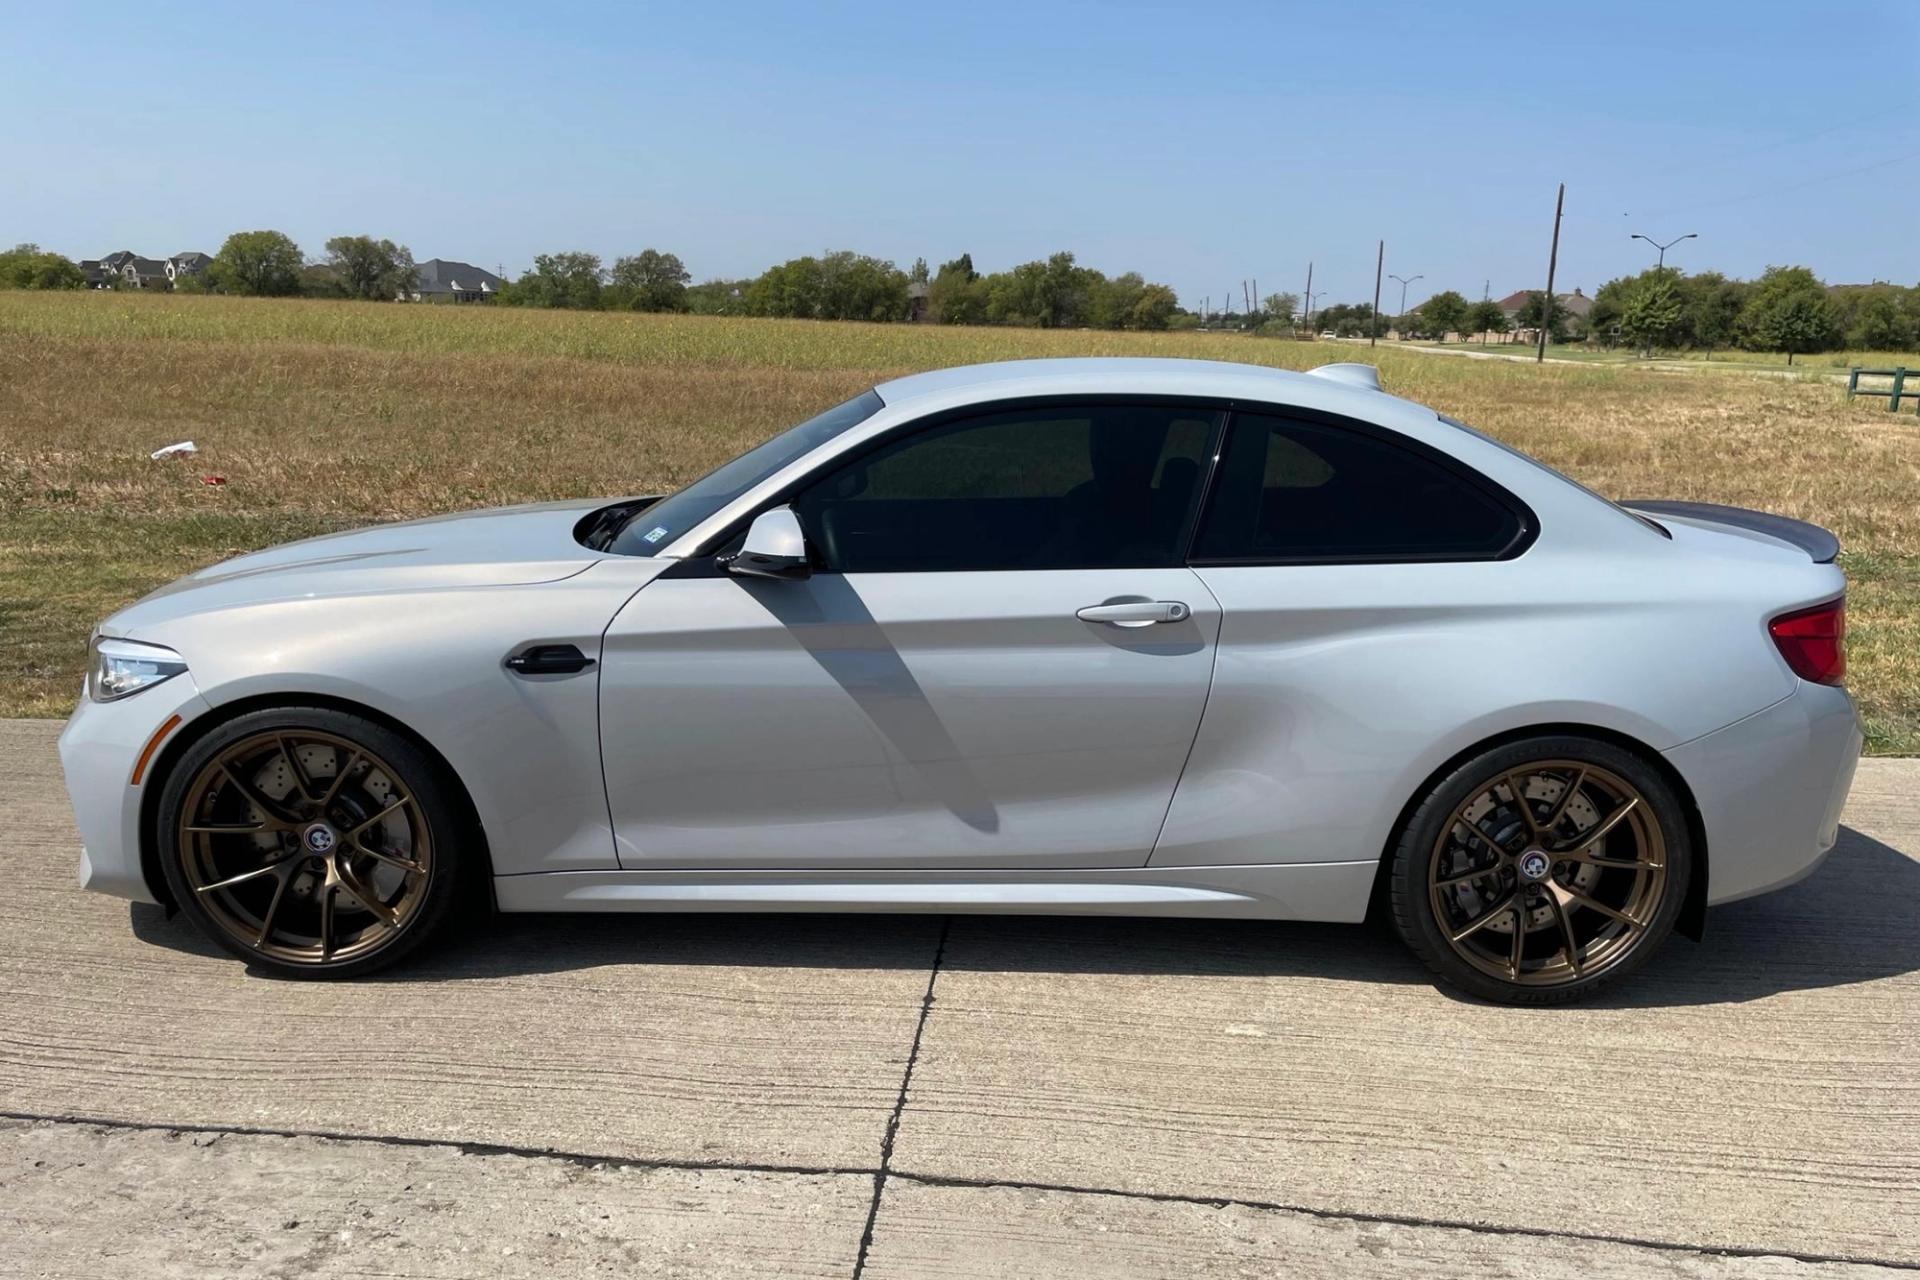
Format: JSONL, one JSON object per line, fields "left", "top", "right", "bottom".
{"left": 492, "top": 861, "right": 1379, "bottom": 922}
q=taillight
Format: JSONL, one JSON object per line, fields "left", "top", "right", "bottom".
{"left": 1769, "top": 598, "right": 1846, "bottom": 685}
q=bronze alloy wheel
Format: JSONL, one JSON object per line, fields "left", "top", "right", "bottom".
{"left": 174, "top": 728, "right": 435, "bottom": 965}
{"left": 1425, "top": 759, "right": 1669, "bottom": 988}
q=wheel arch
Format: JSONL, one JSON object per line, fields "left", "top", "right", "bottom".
{"left": 1368, "top": 721, "right": 1709, "bottom": 941}
{"left": 137, "top": 692, "right": 495, "bottom": 911}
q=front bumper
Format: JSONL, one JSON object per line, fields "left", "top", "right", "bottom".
{"left": 58, "top": 676, "right": 214, "bottom": 904}
{"left": 1663, "top": 681, "right": 1863, "bottom": 906}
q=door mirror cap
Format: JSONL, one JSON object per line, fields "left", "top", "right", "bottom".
{"left": 722, "top": 506, "right": 812, "bottom": 580}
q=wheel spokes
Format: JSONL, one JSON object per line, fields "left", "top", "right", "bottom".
{"left": 1428, "top": 757, "right": 1668, "bottom": 989}
{"left": 1556, "top": 795, "right": 1640, "bottom": 855}
{"left": 1449, "top": 891, "right": 1519, "bottom": 943}
{"left": 178, "top": 728, "right": 433, "bottom": 966}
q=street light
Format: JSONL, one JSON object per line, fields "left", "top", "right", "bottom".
{"left": 1629, "top": 232, "right": 1697, "bottom": 270}
{"left": 1388, "top": 273, "right": 1423, "bottom": 324}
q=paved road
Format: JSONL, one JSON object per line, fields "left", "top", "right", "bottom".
{"left": 2, "top": 717, "right": 1916, "bottom": 1277}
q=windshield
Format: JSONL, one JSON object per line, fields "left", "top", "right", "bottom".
{"left": 606, "top": 389, "right": 885, "bottom": 556}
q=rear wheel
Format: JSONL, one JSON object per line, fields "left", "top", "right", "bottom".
{"left": 1389, "top": 736, "right": 1691, "bottom": 1004}
{"left": 157, "top": 708, "right": 468, "bottom": 977}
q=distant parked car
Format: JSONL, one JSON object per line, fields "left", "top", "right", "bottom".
{"left": 61, "top": 358, "right": 1860, "bottom": 1002}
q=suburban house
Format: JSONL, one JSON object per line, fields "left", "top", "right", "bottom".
{"left": 166, "top": 251, "right": 213, "bottom": 284}
{"left": 407, "top": 259, "right": 503, "bottom": 303}
{"left": 1497, "top": 287, "right": 1591, "bottom": 324}
{"left": 91, "top": 249, "right": 204, "bottom": 290}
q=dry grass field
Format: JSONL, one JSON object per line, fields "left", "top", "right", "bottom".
{"left": 3, "top": 290, "right": 1916, "bottom": 751}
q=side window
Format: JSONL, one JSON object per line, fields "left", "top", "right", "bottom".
{"left": 793, "top": 404, "right": 1220, "bottom": 573}
{"left": 1192, "top": 413, "right": 1524, "bottom": 561}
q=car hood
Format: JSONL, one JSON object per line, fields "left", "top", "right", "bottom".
{"left": 100, "top": 500, "right": 614, "bottom": 636}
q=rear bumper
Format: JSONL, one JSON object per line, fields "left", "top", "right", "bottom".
{"left": 58, "top": 677, "right": 214, "bottom": 904}
{"left": 1663, "top": 682, "right": 1862, "bottom": 905}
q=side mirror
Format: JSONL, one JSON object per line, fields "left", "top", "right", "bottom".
{"left": 722, "top": 506, "right": 812, "bottom": 581}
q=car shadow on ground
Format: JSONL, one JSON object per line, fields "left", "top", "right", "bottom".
{"left": 129, "top": 825, "right": 1918, "bottom": 1008}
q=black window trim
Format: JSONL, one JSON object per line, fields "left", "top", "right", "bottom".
{"left": 666, "top": 394, "right": 1536, "bottom": 577}
{"left": 1183, "top": 401, "right": 1539, "bottom": 568}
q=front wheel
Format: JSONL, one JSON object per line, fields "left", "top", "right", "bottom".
{"left": 1388, "top": 736, "right": 1692, "bottom": 1005}
{"left": 156, "top": 708, "right": 469, "bottom": 978}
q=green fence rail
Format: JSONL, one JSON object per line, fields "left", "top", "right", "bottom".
{"left": 1848, "top": 366, "right": 1919, "bottom": 414}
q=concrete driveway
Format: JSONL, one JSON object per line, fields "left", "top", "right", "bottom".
{"left": 2, "top": 717, "right": 1916, "bottom": 1277}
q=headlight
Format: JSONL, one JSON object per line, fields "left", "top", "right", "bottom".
{"left": 88, "top": 636, "right": 189, "bottom": 702}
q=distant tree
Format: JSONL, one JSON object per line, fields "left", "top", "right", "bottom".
{"left": 1419, "top": 290, "right": 1470, "bottom": 340}
{"left": 1681, "top": 271, "right": 1749, "bottom": 356}
{"left": 927, "top": 254, "right": 986, "bottom": 325}
{"left": 746, "top": 251, "right": 908, "bottom": 321}
{"left": 684, "top": 278, "right": 749, "bottom": 315}
{"left": 1465, "top": 298, "right": 1509, "bottom": 343}
{"left": 1130, "top": 283, "right": 1179, "bottom": 330}
{"left": 207, "top": 230, "right": 304, "bottom": 296}
{"left": 0, "top": 243, "right": 85, "bottom": 289}
{"left": 909, "top": 257, "right": 930, "bottom": 284}
{"left": 608, "top": 249, "right": 691, "bottom": 312}
{"left": 1620, "top": 272, "right": 1685, "bottom": 356}
{"left": 1741, "top": 265, "right": 1837, "bottom": 364}
{"left": 1837, "top": 286, "right": 1917, "bottom": 351}
{"left": 324, "top": 235, "right": 417, "bottom": 301}
{"left": 298, "top": 262, "right": 350, "bottom": 299}
{"left": 505, "top": 252, "right": 605, "bottom": 309}
{"left": 985, "top": 252, "right": 1096, "bottom": 328}
{"left": 1262, "top": 292, "right": 1298, "bottom": 328}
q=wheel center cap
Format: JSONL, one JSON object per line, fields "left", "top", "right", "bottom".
{"left": 1518, "top": 848, "right": 1552, "bottom": 882}
{"left": 302, "top": 823, "right": 339, "bottom": 855}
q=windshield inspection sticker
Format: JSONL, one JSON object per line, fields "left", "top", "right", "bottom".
{"left": 642, "top": 526, "right": 670, "bottom": 544}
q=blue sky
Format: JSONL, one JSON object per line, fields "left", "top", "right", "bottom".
{"left": 5, "top": 0, "right": 1916, "bottom": 310}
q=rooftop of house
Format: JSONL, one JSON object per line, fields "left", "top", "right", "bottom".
{"left": 414, "top": 259, "right": 505, "bottom": 291}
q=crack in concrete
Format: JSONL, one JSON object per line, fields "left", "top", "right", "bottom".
{"left": 852, "top": 915, "right": 950, "bottom": 1279}
{"left": 7, "top": 1095, "right": 1916, "bottom": 1275}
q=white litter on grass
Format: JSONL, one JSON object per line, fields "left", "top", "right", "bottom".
{"left": 149, "top": 440, "right": 197, "bottom": 460}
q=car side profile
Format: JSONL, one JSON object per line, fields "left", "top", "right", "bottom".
{"left": 60, "top": 357, "right": 1862, "bottom": 1003}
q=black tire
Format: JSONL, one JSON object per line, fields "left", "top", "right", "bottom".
{"left": 1388, "top": 735, "right": 1692, "bottom": 1005}
{"left": 156, "top": 707, "right": 470, "bottom": 978}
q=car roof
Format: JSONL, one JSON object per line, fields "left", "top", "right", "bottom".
{"left": 871, "top": 356, "right": 1432, "bottom": 421}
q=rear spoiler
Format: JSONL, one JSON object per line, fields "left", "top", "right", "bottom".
{"left": 1621, "top": 500, "right": 1839, "bottom": 564}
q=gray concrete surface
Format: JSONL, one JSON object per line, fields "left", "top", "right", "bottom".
{"left": 2, "top": 717, "right": 1916, "bottom": 1276}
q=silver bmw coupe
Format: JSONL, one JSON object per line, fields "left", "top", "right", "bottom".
{"left": 60, "top": 358, "right": 1861, "bottom": 1002}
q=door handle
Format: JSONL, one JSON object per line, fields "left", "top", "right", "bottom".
{"left": 505, "top": 644, "right": 596, "bottom": 676}
{"left": 1076, "top": 600, "right": 1191, "bottom": 628}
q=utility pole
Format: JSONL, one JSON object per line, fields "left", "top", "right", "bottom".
{"left": 1537, "top": 182, "right": 1564, "bottom": 364}
{"left": 1302, "top": 261, "right": 1313, "bottom": 333}
{"left": 1370, "top": 240, "right": 1384, "bottom": 348}
{"left": 1252, "top": 278, "right": 1260, "bottom": 316}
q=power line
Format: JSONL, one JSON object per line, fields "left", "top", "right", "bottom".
{"left": 1634, "top": 146, "right": 1920, "bottom": 218}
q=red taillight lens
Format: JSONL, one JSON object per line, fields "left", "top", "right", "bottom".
{"left": 1769, "top": 598, "right": 1846, "bottom": 685}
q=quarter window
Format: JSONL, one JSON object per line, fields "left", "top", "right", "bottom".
{"left": 793, "top": 403, "right": 1219, "bottom": 573}
{"left": 1191, "top": 413, "right": 1524, "bottom": 561}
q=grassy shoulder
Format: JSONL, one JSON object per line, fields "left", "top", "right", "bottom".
{"left": 3, "top": 291, "right": 1917, "bottom": 751}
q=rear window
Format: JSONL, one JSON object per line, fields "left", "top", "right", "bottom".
{"left": 1192, "top": 413, "right": 1525, "bottom": 561}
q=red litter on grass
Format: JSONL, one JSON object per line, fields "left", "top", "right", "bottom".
{"left": 201, "top": 475, "right": 227, "bottom": 486}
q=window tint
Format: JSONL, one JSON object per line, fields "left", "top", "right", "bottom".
{"left": 1192, "top": 413, "right": 1523, "bottom": 561}
{"left": 793, "top": 404, "right": 1219, "bottom": 573}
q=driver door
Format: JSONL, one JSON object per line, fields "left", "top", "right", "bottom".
{"left": 596, "top": 401, "right": 1225, "bottom": 870}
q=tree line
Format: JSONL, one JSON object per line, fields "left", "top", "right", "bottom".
{"left": 6, "top": 233, "right": 1915, "bottom": 355}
